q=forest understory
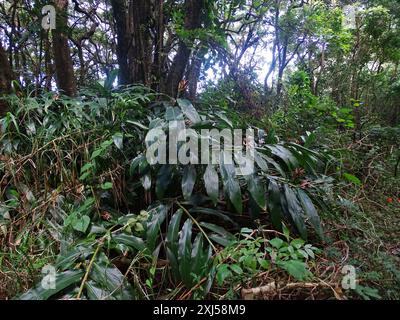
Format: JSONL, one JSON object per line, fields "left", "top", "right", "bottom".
{"left": 0, "top": 0, "right": 399, "bottom": 300}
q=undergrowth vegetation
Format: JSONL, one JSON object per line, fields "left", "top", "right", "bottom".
{"left": 0, "top": 0, "right": 399, "bottom": 302}
{"left": 0, "top": 85, "right": 330, "bottom": 299}
{"left": 1, "top": 84, "right": 398, "bottom": 300}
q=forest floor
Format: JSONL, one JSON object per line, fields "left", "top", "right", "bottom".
{"left": 0, "top": 95, "right": 399, "bottom": 300}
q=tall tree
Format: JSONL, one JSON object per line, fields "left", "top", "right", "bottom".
{"left": 52, "top": 0, "right": 77, "bottom": 96}
{"left": 110, "top": 0, "right": 130, "bottom": 85}
{"left": 0, "top": 42, "right": 14, "bottom": 115}
{"left": 164, "top": 0, "right": 206, "bottom": 98}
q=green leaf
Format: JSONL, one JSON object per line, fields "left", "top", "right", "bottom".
{"left": 207, "top": 234, "right": 232, "bottom": 247}
{"left": 283, "top": 185, "right": 307, "bottom": 239}
{"left": 303, "top": 132, "right": 316, "bottom": 148}
{"left": 355, "top": 285, "right": 382, "bottom": 300}
{"left": 216, "top": 264, "right": 232, "bottom": 285}
{"left": 156, "top": 165, "right": 173, "bottom": 199}
{"left": 199, "top": 222, "right": 235, "bottom": 246}
{"left": 86, "top": 281, "right": 111, "bottom": 300}
{"left": 177, "top": 99, "right": 201, "bottom": 124}
{"left": 166, "top": 247, "right": 180, "bottom": 282}
{"left": 182, "top": 165, "right": 196, "bottom": 200}
{"left": 190, "top": 207, "right": 238, "bottom": 227}
{"left": 18, "top": 270, "right": 84, "bottom": 300}
{"left": 267, "top": 180, "right": 285, "bottom": 230}
{"left": 296, "top": 189, "right": 324, "bottom": 239}
{"left": 269, "top": 238, "right": 284, "bottom": 249}
{"left": 166, "top": 210, "right": 183, "bottom": 281}
{"left": 255, "top": 152, "right": 269, "bottom": 172}
{"left": 230, "top": 264, "right": 243, "bottom": 275}
{"left": 165, "top": 106, "right": 183, "bottom": 121}
{"left": 203, "top": 165, "right": 219, "bottom": 204}
{"left": 146, "top": 205, "right": 167, "bottom": 252}
{"left": 130, "top": 154, "right": 145, "bottom": 175}
{"left": 178, "top": 219, "right": 193, "bottom": 287}
{"left": 100, "top": 182, "right": 113, "bottom": 190}
{"left": 277, "top": 260, "right": 311, "bottom": 281}
{"left": 112, "top": 132, "right": 124, "bottom": 150}
{"left": 304, "top": 247, "right": 315, "bottom": 259}
{"left": 112, "top": 233, "right": 146, "bottom": 252}
{"left": 220, "top": 163, "right": 242, "bottom": 214}
{"left": 259, "top": 153, "right": 286, "bottom": 177}
{"left": 191, "top": 234, "right": 211, "bottom": 277}
{"left": 80, "top": 162, "right": 93, "bottom": 173}
{"left": 343, "top": 173, "right": 362, "bottom": 186}
{"left": 266, "top": 145, "right": 298, "bottom": 169}
{"left": 79, "top": 171, "right": 91, "bottom": 181}
{"left": 247, "top": 175, "right": 266, "bottom": 210}
{"left": 166, "top": 210, "right": 183, "bottom": 258}
{"left": 72, "top": 215, "right": 90, "bottom": 233}
{"left": 290, "top": 238, "right": 305, "bottom": 249}
{"left": 91, "top": 148, "right": 103, "bottom": 160}
{"left": 91, "top": 253, "right": 135, "bottom": 299}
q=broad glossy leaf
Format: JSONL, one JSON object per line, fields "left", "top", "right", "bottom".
{"left": 166, "top": 247, "right": 180, "bottom": 282}
{"left": 165, "top": 106, "right": 183, "bottom": 121}
{"left": 247, "top": 175, "right": 266, "bottom": 210}
{"left": 19, "top": 270, "right": 84, "bottom": 300}
{"left": 283, "top": 185, "right": 307, "bottom": 239}
{"left": 112, "top": 132, "right": 124, "bottom": 150}
{"left": 178, "top": 219, "right": 193, "bottom": 287}
{"left": 258, "top": 152, "right": 286, "bottom": 177}
{"left": 254, "top": 152, "right": 268, "bottom": 172}
{"left": 146, "top": 205, "right": 167, "bottom": 252}
{"left": 166, "top": 210, "right": 183, "bottom": 281}
{"left": 266, "top": 145, "right": 298, "bottom": 169}
{"left": 267, "top": 180, "right": 284, "bottom": 230}
{"left": 182, "top": 165, "right": 196, "bottom": 200}
{"left": 112, "top": 233, "right": 146, "bottom": 252}
{"left": 296, "top": 189, "right": 324, "bottom": 239}
{"left": 203, "top": 165, "right": 219, "bottom": 204}
{"left": 91, "top": 253, "right": 135, "bottom": 300}
{"left": 199, "top": 222, "right": 235, "bottom": 246}
{"left": 156, "top": 165, "right": 173, "bottom": 199}
{"left": 86, "top": 281, "right": 111, "bottom": 300}
{"left": 190, "top": 207, "right": 238, "bottom": 227}
{"left": 208, "top": 233, "right": 233, "bottom": 247}
{"left": 191, "top": 234, "right": 206, "bottom": 276}
{"left": 220, "top": 163, "right": 242, "bottom": 214}
{"left": 72, "top": 215, "right": 90, "bottom": 233}
{"left": 177, "top": 99, "right": 201, "bottom": 124}
{"left": 166, "top": 209, "right": 183, "bottom": 258}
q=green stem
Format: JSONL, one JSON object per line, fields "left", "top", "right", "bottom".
{"left": 176, "top": 201, "right": 218, "bottom": 253}
{"left": 76, "top": 243, "right": 102, "bottom": 299}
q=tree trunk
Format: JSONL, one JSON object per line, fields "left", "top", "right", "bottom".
{"left": 111, "top": 0, "right": 152, "bottom": 86}
{"left": 0, "top": 42, "right": 14, "bottom": 115}
{"left": 52, "top": 0, "right": 77, "bottom": 96}
{"left": 111, "top": 0, "right": 131, "bottom": 85}
{"left": 130, "top": 0, "right": 152, "bottom": 85}
{"left": 186, "top": 47, "right": 206, "bottom": 101}
{"left": 152, "top": 0, "right": 165, "bottom": 91}
{"left": 164, "top": 0, "right": 205, "bottom": 98}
